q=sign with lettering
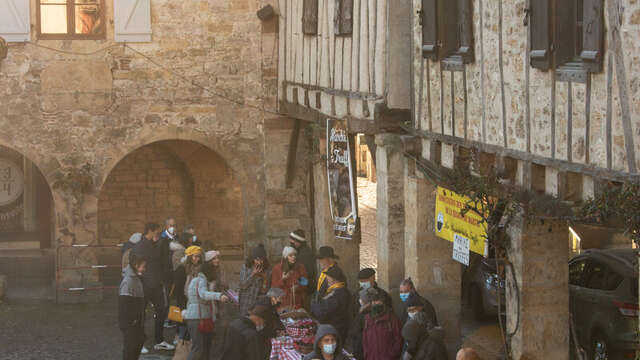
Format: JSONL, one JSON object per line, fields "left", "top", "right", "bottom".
{"left": 0, "top": 159, "right": 23, "bottom": 207}
{"left": 435, "top": 186, "right": 487, "bottom": 257}
{"left": 452, "top": 233, "right": 470, "bottom": 266}
{"left": 327, "top": 118, "right": 358, "bottom": 240}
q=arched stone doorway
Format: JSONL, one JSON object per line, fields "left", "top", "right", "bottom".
{"left": 97, "top": 140, "right": 243, "bottom": 284}
{"left": 0, "top": 145, "right": 55, "bottom": 300}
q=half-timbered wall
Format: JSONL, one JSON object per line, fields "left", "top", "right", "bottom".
{"left": 279, "top": 0, "right": 410, "bottom": 128}
{"left": 412, "top": 0, "right": 640, "bottom": 177}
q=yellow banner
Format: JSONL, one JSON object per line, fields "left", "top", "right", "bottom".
{"left": 435, "top": 186, "right": 487, "bottom": 256}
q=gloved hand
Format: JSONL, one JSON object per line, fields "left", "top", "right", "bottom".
{"left": 298, "top": 277, "right": 309, "bottom": 286}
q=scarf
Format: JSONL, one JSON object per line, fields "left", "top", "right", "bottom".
{"left": 317, "top": 263, "right": 335, "bottom": 291}
{"left": 326, "top": 281, "right": 345, "bottom": 294}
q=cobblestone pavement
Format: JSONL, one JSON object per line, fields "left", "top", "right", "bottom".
{"left": 358, "top": 178, "right": 377, "bottom": 270}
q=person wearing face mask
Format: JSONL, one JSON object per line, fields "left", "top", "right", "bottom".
{"left": 289, "top": 229, "right": 316, "bottom": 294}
{"left": 182, "top": 224, "right": 202, "bottom": 247}
{"left": 303, "top": 324, "right": 355, "bottom": 360}
{"left": 271, "top": 246, "right": 309, "bottom": 310}
{"left": 132, "top": 223, "right": 175, "bottom": 352}
{"left": 362, "top": 291, "right": 403, "bottom": 360}
{"left": 119, "top": 253, "right": 147, "bottom": 360}
{"left": 352, "top": 268, "right": 392, "bottom": 320}
{"left": 397, "top": 278, "right": 438, "bottom": 327}
{"left": 255, "top": 288, "right": 287, "bottom": 357}
{"left": 401, "top": 319, "right": 447, "bottom": 360}
{"left": 347, "top": 287, "right": 378, "bottom": 360}
{"left": 403, "top": 293, "right": 438, "bottom": 330}
{"left": 221, "top": 304, "right": 271, "bottom": 360}
{"left": 311, "top": 266, "right": 352, "bottom": 340}
{"left": 160, "top": 217, "right": 178, "bottom": 330}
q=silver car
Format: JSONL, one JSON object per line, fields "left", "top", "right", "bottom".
{"left": 569, "top": 248, "right": 639, "bottom": 360}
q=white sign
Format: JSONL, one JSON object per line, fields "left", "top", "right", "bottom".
{"left": 452, "top": 233, "right": 470, "bottom": 266}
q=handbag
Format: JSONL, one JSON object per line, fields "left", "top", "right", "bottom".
{"left": 168, "top": 305, "right": 183, "bottom": 323}
{"left": 172, "top": 340, "right": 192, "bottom": 360}
{"left": 197, "top": 278, "right": 214, "bottom": 334}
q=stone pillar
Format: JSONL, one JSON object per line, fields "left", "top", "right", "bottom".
{"left": 506, "top": 214, "right": 569, "bottom": 360}
{"left": 375, "top": 134, "right": 405, "bottom": 295}
{"left": 404, "top": 158, "right": 462, "bottom": 354}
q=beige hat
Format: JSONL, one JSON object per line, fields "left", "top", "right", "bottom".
{"left": 205, "top": 250, "right": 220, "bottom": 262}
{"left": 282, "top": 246, "right": 297, "bottom": 259}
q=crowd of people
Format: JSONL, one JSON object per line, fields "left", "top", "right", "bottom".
{"left": 118, "top": 219, "right": 483, "bottom": 360}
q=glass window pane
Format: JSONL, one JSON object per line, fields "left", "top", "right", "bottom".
{"left": 75, "top": 4, "right": 104, "bottom": 34}
{"left": 40, "top": 5, "right": 68, "bottom": 34}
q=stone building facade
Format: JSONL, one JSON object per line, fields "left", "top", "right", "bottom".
{"left": 0, "top": 0, "right": 313, "bottom": 302}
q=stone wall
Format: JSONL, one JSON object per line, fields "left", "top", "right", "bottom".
{"left": 0, "top": 0, "right": 299, "bottom": 301}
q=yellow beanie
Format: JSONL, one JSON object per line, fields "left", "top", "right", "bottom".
{"left": 185, "top": 246, "right": 203, "bottom": 257}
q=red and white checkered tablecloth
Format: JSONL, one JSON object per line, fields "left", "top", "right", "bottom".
{"left": 270, "top": 337, "right": 299, "bottom": 360}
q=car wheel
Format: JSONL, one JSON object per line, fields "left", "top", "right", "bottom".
{"left": 471, "top": 285, "right": 485, "bottom": 321}
{"left": 591, "top": 332, "right": 609, "bottom": 360}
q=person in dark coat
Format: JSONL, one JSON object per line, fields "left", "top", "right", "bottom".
{"left": 402, "top": 292, "right": 438, "bottom": 330}
{"left": 401, "top": 320, "right": 448, "bottom": 360}
{"left": 221, "top": 304, "right": 271, "bottom": 360}
{"left": 132, "top": 223, "right": 175, "bottom": 351}
{"left": 303, "top": 324, "right": 355, "bottom": 360}
{"left": 311, "top": 265, "right": 351, "bottom": 340}
{"left": 239, "top": 244, "right": 271, "bottom": 315}
{"left": 397, "top": 278, "right": 438, "bottom": 327}
{"left": 347, "top": 287, "right": 378, "bottom": 360}
{"left": 352, "top": 268, "right": 392, "bottom": 319}
{"left": 118, "top": 252, "right": 147, "bottom": 360}
{"left": 362, "top": 290, "right": 403, "bottom": 360}
{"left": 315, "top": 246, "right": 344, "bottom": 302}
{"left": 289, "top": 229, "right": 316, "bottom": 293}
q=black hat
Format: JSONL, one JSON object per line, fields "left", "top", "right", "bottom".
{"left": 325, "top": 266, "right": 346, "bottom": 283}
{"left": 358, "top": 268, "right": 376, "bottom": 280}
{"left": 252, "top": 244, "right": 267, "bottom": 259}
{"left": 405, "top": 292, "right": 423, "bottom": 308}
{"left": 289, "top": 229, "right": 306, "bottom": 242}
{"left": 317, "top": 246, "right": 339, "bottom": 260}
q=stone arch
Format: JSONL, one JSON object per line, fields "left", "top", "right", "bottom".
{"left": 0, "top": 144, "right": 56, "bottom": 301}
{"left": 97, "top": 137, "right": 247, "bottom": 284}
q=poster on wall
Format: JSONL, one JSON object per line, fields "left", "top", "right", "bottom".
{"left": 434, "top": 186, "right": 488, "bottom": 261}
{"left": 327, "top": 118, "right": 358, "bottom": 240}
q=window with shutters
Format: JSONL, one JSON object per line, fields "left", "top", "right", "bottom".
{"left": 335, "top": 0, "right": 353, "bottom": 36}
{"left": 528, "top": 0, "right": 603, "bottom": 73}
{"left": 420, "top": 0, "right": 474, "bottom": 63}
{"left": 37, "top": 0, "right": 106, "bottom": 40}
{"left": 0, "top": 0, "right": 31, "bottom": 42}
{"left": 302, "top": 0, "right": 319, "bottom": 35}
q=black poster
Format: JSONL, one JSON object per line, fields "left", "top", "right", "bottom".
{"left": 327, "top": 118, "right": 358, "bottom": 240}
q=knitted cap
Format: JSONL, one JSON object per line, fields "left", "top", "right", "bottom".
{"left": 282, "top": 246, "right": 297, "bottom": 259}
{"left": 185, "top": 246, "right": 203, "bottom": 257}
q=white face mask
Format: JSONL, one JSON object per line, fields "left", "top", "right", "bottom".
{"left": 168, "top": 227, "right": 175, "bottom": 235}
{"left": 192, "top": 235, "right": 197, "bottom": 242}
{"left": 323, "top": 343, "right": 337, "bottom": 355}
{"left": 360, "top": 281, "right": 371, "bottom": 290}
{"left": 256, "top": 324, "right": 265, "bottom": 332}
{"left": 408, "top": 311, "right": 418, "bottom": 319}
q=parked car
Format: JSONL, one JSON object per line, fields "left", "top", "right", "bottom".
{"left": 569, "top": 248, "right": 638, "bottom": 360}
{"left": 465, "top": 255, "right": 505, "bottom": 320}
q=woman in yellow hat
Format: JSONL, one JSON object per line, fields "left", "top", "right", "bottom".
{"left": 172, "top": 245, "right": 204, "bottom": 343}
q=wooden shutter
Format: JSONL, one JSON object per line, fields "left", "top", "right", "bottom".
{"left": 457, "top": 0, "right": 474, "bottom": 63}
{"left": 302, "top": 0, "right": 319, "bottom": 35}
{"left": 552, "top": 0, "right": 575, "bottom": 68}
{"left": 114, "top": 0, "right": 152, "bottom": 42}
{"left": 581, "top": 0, "right": 604, "bottom": 72}
{"left": 437, "top": 0, "right": 459, "bottom": 59}
{"left": 421, "top": 0, "right": 438, "bottom": 59}
{"left": 529, "top": 0, "right": 551, "bottom": 70}
{"left": 0, "top": 0, "right": 30, "bottom": 42}
{"left": 335, "top": 0, "right": 353, "bottom": 36}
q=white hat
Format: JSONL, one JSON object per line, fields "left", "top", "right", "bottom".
{"left": 282, "top": 246, "right": 297, "bottom": 259}
{"left": 129, "top": 233, "right": 142, "bottom": 244}
{"left": 205, "top": 250, "right": 220, "bottom": 262}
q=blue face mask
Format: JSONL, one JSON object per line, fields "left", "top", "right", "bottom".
{"left": 360, "top": 281, "right": 371, "bottom": 290}
{"left": 400, "top": 292, "right": 410, "bottom": 302}
{"left": 323, "top": 343, "right": 337, "bottom": 355}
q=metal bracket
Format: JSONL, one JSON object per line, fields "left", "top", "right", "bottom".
{"left": 556, "top": 61, "right": 588, "bottom": 84}
{"left": 441, "top": 56, "right": 465, "bottom": 72}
